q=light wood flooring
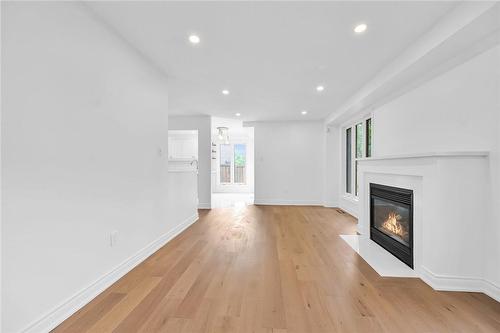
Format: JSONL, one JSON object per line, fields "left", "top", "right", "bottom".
{"left": 54, "top": 205, "right": 500, "bottom": 332}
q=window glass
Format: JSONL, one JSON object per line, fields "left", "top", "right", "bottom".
{"left": 234, "top": 144, "right": 246, "bottom": 184}
{"left": 355, "top": 122, "right": 364, "bottom": 158}
{"left": 346, "top": 128, "right": 352, "bottom": 194}
{"left": 220, "top": 144, "right": 231, "bottom": 183}
{"left": 366, "top": 118, "right": 372, "bottom": 158}
{"left": 346, "top": 118, "right": 373, "bottom": 196}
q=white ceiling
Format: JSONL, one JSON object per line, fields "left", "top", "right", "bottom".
{"left": 88, "top": 1, "right": 457, "bottom": 121}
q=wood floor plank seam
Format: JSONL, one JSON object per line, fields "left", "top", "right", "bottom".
{"left": 53, "top": 206, "right": 500, "bottom": 333}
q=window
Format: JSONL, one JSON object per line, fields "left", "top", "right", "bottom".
{"left": 366, "top": 118, "right": 372, "bottom": 158}
{"left": 346, "top": 128, "right": 352, "bottom": 194}
{"left": 234, "top": 144, "right": 247, "bottom": 184}
{"left": 355, "top": 123, "right": 363, "bottom": 196}
{"left": 355, "top": 122, "right": 364, "bottom": 158}
{"left": 220, "top": 144, "right": 231, "bottom": 183}
{"left": 345, "top": 117, "right": 373, "bottom": 197}
{"left": 219, "top": 143, "right": 247, "bottom": 185}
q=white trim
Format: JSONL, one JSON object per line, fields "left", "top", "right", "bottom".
{"left": 215, "top": 140, "right": 252, "bottom": 193}
{"left": 339, "top": 194, "right": 360, "bottom": 218}
{"left": 168, "top": 159, "right": 198, "bottom": 173}
{"left": 338, "top": 203, "right": 358, "bottom": 219}
{"left": 21, "top": 213, "right": 199, "bottom": 333}
{"left": 420, "top": 267, "right": 500, "bottom": 302}
{"left": 342, "top": 115, "right": 374, "bottom": 198}
{"left": 168, "top": 169, "right": 198, "bottom": 173}
{"left": 254, "top": 199, "right": 323, "bottom": 206}
{"left": 342, "top": 194, "right": 359, "bottom": 204}
{"left": 483, "top": 279, "right": 500, "bottom": 303}
{"left": 357, "top": 150, "right": 489, "bottom": 162}
{"left": 198, "top": 202, "right": 211, "bottom": 209}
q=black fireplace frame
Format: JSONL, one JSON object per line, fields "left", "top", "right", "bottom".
{"left": 370, "top": 183, "right": 414, "bottom": 268}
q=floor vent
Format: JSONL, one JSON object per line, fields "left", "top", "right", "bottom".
{"left": 336, "top": 209, "right": 345, "bottom": 214}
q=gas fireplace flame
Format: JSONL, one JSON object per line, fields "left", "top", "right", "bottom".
{"left": 382, "top": 212, "right": 405, "bottom": 238}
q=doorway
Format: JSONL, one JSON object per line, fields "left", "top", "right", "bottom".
{"left": 211, "top": 118, "right": 254, "bottom": 208}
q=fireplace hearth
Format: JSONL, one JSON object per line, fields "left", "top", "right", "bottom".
{"left": 370, "top": 183, "right": 413, "bottom": 268}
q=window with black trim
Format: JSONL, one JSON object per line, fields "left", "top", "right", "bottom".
{"left": 346, "top": 128, "right": 352, "bottom": 194}
{"left": 345, "top": 117, "right": 372, "bottom": 197}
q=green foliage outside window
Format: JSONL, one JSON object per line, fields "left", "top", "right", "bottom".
{"left": 234, "top": 144, "right": 246, "bottom": 167}
{"left": 356, "top": 123, "right": 364, "bottom": 158}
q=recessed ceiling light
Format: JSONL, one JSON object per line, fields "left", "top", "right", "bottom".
{"left": 301, "top": 110, "right": 308, "bottom": 115}
{"left": 235, "top": 113, "right": 241, "bottom": 117}
{"left": 222, "top": 89, "right": 230, "bottom": 95}
{"left": 316, "top": 85, "right": 325, "bottom": 92}
{"left": 188, "top": 34, "right": 200, "bottom": 44}
{"left": 354, "top": 23, "right": 367, "bottom": 34}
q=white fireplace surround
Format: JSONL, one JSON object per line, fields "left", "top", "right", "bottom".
{"left": 356, "top": 151, "right": 499, "bottom": 301}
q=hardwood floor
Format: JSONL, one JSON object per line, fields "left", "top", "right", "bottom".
{"left": 54, "top": 206, "right": 500, "bottom": 332}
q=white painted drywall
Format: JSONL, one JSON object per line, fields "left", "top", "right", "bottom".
{"left": 493, "top": 106, "right": 500, "bottom": 295}
{"left": 0, "top": 2, "right": 194, "bottom": 332}
{"left": 372, "top": 45, "right": 500, "bottom": 294}
{"left": 327, "top": 45, "right": 500, "bottom": 297}
{"left": 372, "top": 46, "right": 499, "bottom": 157}
{"left": 168, "top": 116, "right": 212, "bottom": 208}
{"left": 0, "top": 2, "right": 3, "bottom": 330}
{"left": 323, "top": 125, "right": 341, "bottom": 207}
{"left": 248, "top": 121, "right": 324, "bottom": 205}
{"left": 167, "top": 172, "right": 199, "bottom": 228}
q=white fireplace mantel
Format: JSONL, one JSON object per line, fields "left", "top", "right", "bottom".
{"left": 357, "top": 150, "right": 489, "bottom": 162}
{"left": 355, "top": 151, "right": 499, "bottom": 301}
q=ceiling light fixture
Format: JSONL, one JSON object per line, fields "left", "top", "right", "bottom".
{"left": 235, "top": 113, "right": 241, "bottom": 117}
{"left": 301, "top": 110, "right": 308, "bottom": 115}
{"left": 216, "top": 127, "right": 229, "bottom": 144}
{"left": 188, "top": 34, "right": 200, "bottom": 44}
{"left": 222, "top": 89, "right": 230, "bottom": 95}
{"left": 354, "top": 23, "right": 367, "bottom": 34}
{"left": 316, "top": 85, "right": 325, "bottom": 92}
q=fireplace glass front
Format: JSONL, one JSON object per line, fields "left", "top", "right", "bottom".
{"left": 372, "top": 197, "right": 410, "bottom": 247}
{"left": 370, "top": 183, "right": 413, "bottom": 268}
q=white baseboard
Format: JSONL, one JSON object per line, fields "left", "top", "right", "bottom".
{"left": 322, "top": 201, "right": 338, "bottom": 208}
{"left": 254, "top": 199, "right": 322, "bottom": 206}
{"left": 337, "top": 205, "right": 358, "bottom": 218}
{"left": 22, "top": 213, "right": 199, "bottom": 333}
{"left": 338, "top": 196, "right": 359, "bottom": 218}
{"left": 198, "top": 202, "right": 211, "bottom": 209}
{"left": 420, "top": 266, "right": 500, "bottom": 302}
{"left": 482, "top": 279, "right": 500, "bottom": 302}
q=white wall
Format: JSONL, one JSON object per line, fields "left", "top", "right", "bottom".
{"left": 374, "top": 45, "right": 500, "bottom": 293}
{"left": 166, "top": 173, "right": 199, "bottom": 230}
{"left": 0, "top": 2, "right": 188, "bottom": 332}
{"left": 494, "top": 108, "right": 500, "bottom": 293}
{"left": 327, "top": 45, "right": 500, "bottom": 296}
{"left": 323, "top": 125, "right": 341, "bottom": 207}
{"left": 0, "top": 2, "right": 3, "bottom": 329}
{"left": 373, "top": 46, "right": 499, "bottom": 157}
{"left": 168, "top": 116, "right": 212, "bottom": 208}
{"left": 248, "top": 121, "right": 324, "bottom": 205}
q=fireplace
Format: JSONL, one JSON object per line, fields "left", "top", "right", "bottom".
{"left": 370, "top": 183, "right": 413, "bottom": 268}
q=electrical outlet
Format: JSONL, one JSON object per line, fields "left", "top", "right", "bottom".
{"left": 110, "top": 230, "right": 118, "bottom": 247}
